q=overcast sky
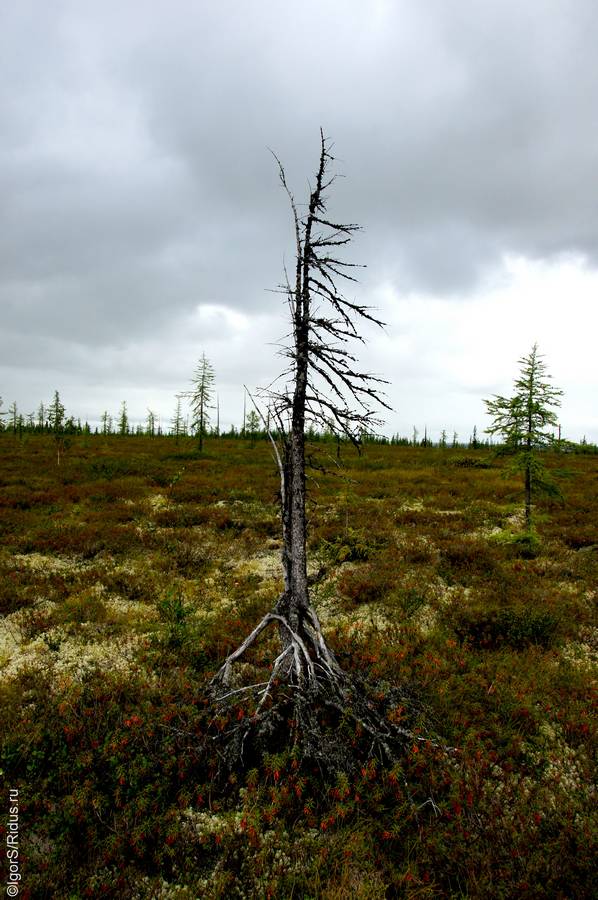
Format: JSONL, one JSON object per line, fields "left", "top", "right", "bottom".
{"left": 1, "top": 0, "right": 597, "bottom": 440}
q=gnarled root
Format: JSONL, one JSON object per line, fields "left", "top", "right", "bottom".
{"left": 207, "top": 599, "right": 453, "bottom": 777}
{"left": 209, "top": 596, "right": 344, "bottom": 697}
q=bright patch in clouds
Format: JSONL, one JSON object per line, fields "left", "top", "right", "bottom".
{"left": 369, "top": 255, "right": 598, "bottom": 441}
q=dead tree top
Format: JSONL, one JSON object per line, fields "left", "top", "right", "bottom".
{"left": 267, "top": 129, "right": 390, "bottom": 446}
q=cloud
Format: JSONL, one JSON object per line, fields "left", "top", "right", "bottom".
{"left": 1, "top": 0, "right": 597, "bottom": 437}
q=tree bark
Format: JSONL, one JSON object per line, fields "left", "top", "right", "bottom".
{"left": 525, "top": 450, "right": 532, "bottom": 531}
{"left": 288, "top": 346, "right": 309, "bottom": 621}
{"left": 525, "top": 356, "right": 534, "bottom": 530}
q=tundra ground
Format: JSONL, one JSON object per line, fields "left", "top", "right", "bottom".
{"left": 0, "top": 436, "right": 596, "bottom": 898}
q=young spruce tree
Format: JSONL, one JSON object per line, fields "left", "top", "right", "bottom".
{"left": 484, "top": 343, "right": 563, "bottom": 531}
{"left": 118, "top": 401, "right": 129, "bottom": 436}
{"left": 47, "top": 390, "right": 66, "bottom": 464}
{"left": 183, "top": 354, "right": 215, "bottom": 451}
{"left": 245, "top": 410, "right": 260, "bottom": 449}
{"left": 146, "top": 409, "right": 157, "bottom": 437}
{"left": 171, "top": 397, "right": 185, "bottom": 443}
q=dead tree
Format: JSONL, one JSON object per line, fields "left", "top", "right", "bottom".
{"left": 209, "top": 133, "right": 426, "bottom": 772}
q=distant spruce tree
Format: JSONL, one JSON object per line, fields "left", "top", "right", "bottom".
{"left": 8, "top": 401, "right": 18, "bottom": 435}
{"left": 484, "top": 343, "right": 563, "bottom": 531}
{"left": 245, "top": 410, "right": 260, "bottom": 448}
{"left": 47, "top": 390, "right": 66, "bottom": 464}
{"left": 146, "top": 409, "right": 157, "bottom": 437}
{"left": 118, "top": 401, "right": 129, "bottom": 436}
{"left": 183, "top": 354, "right": 215, "bottom": 452}
{"left": 171, "top": 398, "right": 185, "bottom": 443}
{"left": 100, "top": 411, "right": 112, "bottom": 435}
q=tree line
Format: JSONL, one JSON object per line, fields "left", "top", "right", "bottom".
{"left": 1, "top": 383, "right": 596, "bottom": 455}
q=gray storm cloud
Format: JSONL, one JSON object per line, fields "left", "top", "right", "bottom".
{"left": 1, "top": 0, "right": 597, "bottom": 436}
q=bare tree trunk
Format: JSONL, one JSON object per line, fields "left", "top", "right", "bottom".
{"left": 209, "top": 133, "right": 400, "bottom": 761}
{"left": 525, "top": 384, "right": 533, "bottom": 530}
{"left": 288, "top": 355, "right": 309, "bottom": 620}
{"left": 525, "top": 438, "right": 532, "bottom": 530}
{"left": 211, "top": 132, "right": 383, "bottom": 692}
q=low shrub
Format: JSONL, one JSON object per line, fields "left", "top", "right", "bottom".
{"left": 21, "top": 522, "right": 144, "bottom": 558}
{"left": 154, "top": 506, "right": 211, "bottom": 528}
{"left": 57, "top": 589, "right": 108, "bottom": 625}
{"left": 338, "top": 560, "right": 396, "bottom": 604}
{"left": 157, "top": 590, "right": 194, "bottom": 648}
{"left": 449, "top": 456, "right": 493, "bottom": 469}
{"left": 451, "top": 605, "right": 559, "bottom": 649}
{"left": 507, "top": 530, "right": 542, "bottom": 559}
{"left": 394, "top": 586, "right": 428, "bottom": 617}
{"left": 401, "top": 536, "right": 438, "bottom": 565}
{"left": 99, "top": 569, "right": 156, "bottom": 604}
{"left": 320, "top": 527, "right": 385, "bottom": 564}
{"left": 165, "top": 539, "right": 211, "bottom": 576}
{"left": 87, "top": 457, "right": 155, "bottom": 480}
{"left": 561, "top": 528, "right": 597, "bottom": 550}
{"left": 0, "top": 560, "right": 84, "bottom": 615}
{"left": 437, "top": 537, "right": 498, "bottom": 583}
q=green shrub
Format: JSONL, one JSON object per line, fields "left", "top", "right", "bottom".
{"left": 395, "top": 586, "right": 428, "bottom": 617}
{"left": 437, "top": 537, "right": 497, "bottom": 583}
{"left": 508, "top": 530, "right": 542, "bottom": 559}
{"left": 321, "top": 527, "right": 384, "bottom": 564}
{"left": 88, "top": 457, "right": 151, "bottom": 480}
{"left": 58, "top": 590, "right": 107, "bottom": 624}
{"left": 452, "top": 605, "right": 559, "bottom": 649}
{"left": 154, "top": 506, "right": 211, "bottom": 528}
{"left": 99, "top": 568, "right": 156, "bottom": 604}
{"left": 401, "top": 536, "right": 438, "bottom": 565}
{"left": 338, "top": 561, "right": 395, "bottom": 604}
{"left": 449, "top": 456, "right": 492, "bottom": 469}
{"left": 157, "top": 591, "right": 193, "bottom": 648}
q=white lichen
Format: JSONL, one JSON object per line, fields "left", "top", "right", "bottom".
{"left": 0, "top": 626, "right": 146, "bottom": 689}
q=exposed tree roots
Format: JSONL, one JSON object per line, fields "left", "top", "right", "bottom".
{"left": 207, "top": 597, "right": 452, "bottom": 779}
